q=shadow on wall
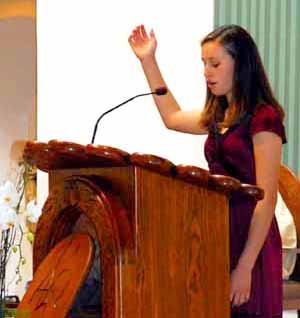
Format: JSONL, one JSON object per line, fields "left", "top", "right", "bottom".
{"left": 0, "top": 0, "right": 36, "bottom": 182}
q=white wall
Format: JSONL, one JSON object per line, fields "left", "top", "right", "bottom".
{"left": 37, "top": 0, "right": 214, "bottom": 203}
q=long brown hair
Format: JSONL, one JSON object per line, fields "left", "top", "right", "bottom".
{"left": 199, "top": 25, "right": 284, "bottom": 129}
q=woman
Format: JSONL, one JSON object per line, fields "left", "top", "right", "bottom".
{"left": 128, "top": 24, "right": 286, "bottom": 317}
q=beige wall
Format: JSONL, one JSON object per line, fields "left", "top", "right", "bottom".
{"left": 0, "top": 0, "right": 36, "bottom": 182}
{"left": 0, "top": 0, "right": 36, "bottom": 298}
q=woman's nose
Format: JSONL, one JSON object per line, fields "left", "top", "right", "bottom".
{"left": 204, "top": 66, "right": 212, "bottom": 79}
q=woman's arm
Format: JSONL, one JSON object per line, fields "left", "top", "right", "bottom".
{"left": 128, "top": 25, "right": 207, "bottom": 135}
{"left": 230, "top": 131, "right": 282, "bottom": 307}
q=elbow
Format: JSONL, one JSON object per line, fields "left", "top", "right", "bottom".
{"left": 165, "top": 122, "right": 174, "bottom": 130}
{"left": 164, "top": 119, "right": 176, "bottom": 131}
{"left": 259, "top": 189, "right": 278, "bottom": 213}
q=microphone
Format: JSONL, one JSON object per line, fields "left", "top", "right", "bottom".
{"left": 90, "top": 87, "right": 168, "bottom": 144}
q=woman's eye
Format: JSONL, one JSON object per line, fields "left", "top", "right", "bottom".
{"left": 212, "top": 63, "right": 220, "bottom": 68}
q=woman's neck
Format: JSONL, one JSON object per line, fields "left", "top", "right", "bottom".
{"left": 224, "top": 103, "right": 236, "bottom": 122}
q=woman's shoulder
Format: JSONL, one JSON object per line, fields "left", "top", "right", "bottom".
{"left": 253, "top": 104, "right": 282, "bottom": 119}
{"left": 250, "top": 104, "right": 287, "bottom": 143}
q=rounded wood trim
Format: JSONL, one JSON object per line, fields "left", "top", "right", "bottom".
{"left": 65, "top": 176, "right": 133, "bottom": 250}
{"left": 208, "top": 174, "right": 241, "bottom": 195}
{"left": 175, "top": 170, "right": 264, "bottom": 200}
{"left": 85, "top": 144, "right": 130, "bottom": 166}
{"left": 24, "top": 140, "right": 264, "bottom": 199}
{"left": 33, "top": 197, "right": 81, "bottom": 271}
{"left": 130, "top": 153, "right": 176, "bottom": 176}
{"left": 48, "top": 139, "right": 88, "bottom": 158}
{"left": 175, "top": 165, "right": 210, "bottom": 186}
{"left": 240, "top": 183, "right": 264, "bottom": 200}
{"left": 24, "top": 140, "right": 130, "bottom": 171}
{"left": 207, "top": 175, "right": 264, "bottom": 200}
{"left": 23, "top": 140, "right": 55, "bottom": 172}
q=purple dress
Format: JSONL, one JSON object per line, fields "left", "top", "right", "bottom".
{"left": 204, "top": 105, "right": 287, "bottom": 318}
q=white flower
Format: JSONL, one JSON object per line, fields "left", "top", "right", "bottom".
{"left": 25, "top": 200, "right": 42, "bottom": 223}
{"left": 0, "top": 181, "right": 20, "bottom": 209}
{"left": 0, "top": 206, "right": 18, "bottom": 230}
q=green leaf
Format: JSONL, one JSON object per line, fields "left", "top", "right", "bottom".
{"left": 27, "top": 232, "right": 34, "bottom": 244}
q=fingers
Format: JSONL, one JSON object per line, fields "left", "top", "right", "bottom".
{"left": 231, "top": 292, "right": 250, "bottom": 307}
{"left": 230, "top": 285, "right": 250, "bottom": 307}
{"left": 128, "top": 25, "right": 151, "bottom": 43}
{"left": 128, "top": 24, "right": 157, "bottom": 60}
{"left": 140, "top": 25, "right": 148, "bottom": 39}
{"left": 150, "top": 28, "right": 155, "bottom": 39}
{"left": 230, "top": 266, "right": 251, "bottom": 308}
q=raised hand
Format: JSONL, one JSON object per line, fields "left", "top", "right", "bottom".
{"left": 128, "top": 25, "right": 157, "bottom": 61}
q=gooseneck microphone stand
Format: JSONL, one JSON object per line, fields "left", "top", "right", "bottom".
{"left": 90, "top": 87, "right": 167, "bottom": 144}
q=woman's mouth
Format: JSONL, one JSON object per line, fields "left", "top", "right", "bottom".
{"left": 207, "top": 81, "right": 217, "bottom": 89}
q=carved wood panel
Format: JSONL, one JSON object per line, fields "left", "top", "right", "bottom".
{"left": 33, "top": 176, "right": 132, "bottom": 318}
{"left": 17, "top": 234, "right": 93, "bottom": 318}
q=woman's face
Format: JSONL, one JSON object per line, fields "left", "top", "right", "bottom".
{"left": 201, "top": 40, "right": 235, "bottom": 103}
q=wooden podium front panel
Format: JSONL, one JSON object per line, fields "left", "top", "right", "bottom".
{"left": 121, "top": 167, "right": 230, "bottom": 318}
{"left": 38, "top": 165, "right": 229, "bottom": 318}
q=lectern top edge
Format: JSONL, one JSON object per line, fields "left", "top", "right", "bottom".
{"left": 23, "top": 139, "right": 264, "bottom": 200}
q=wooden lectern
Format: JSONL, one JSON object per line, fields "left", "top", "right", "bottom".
{"left": 23, "top": 140, "right": 263, "bottom": 318}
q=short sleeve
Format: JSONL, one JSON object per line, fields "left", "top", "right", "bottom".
{"left": 250, "top": 105, "right": 287, "bottom": 144}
